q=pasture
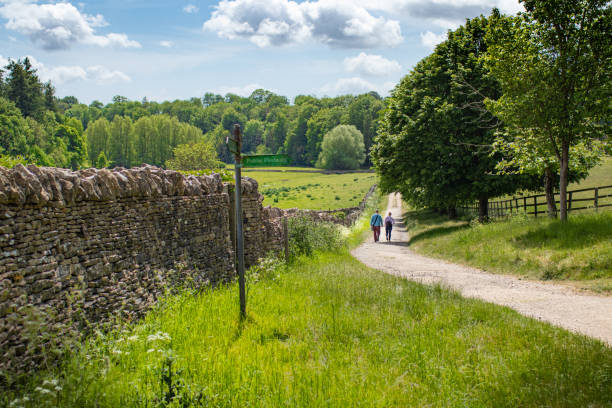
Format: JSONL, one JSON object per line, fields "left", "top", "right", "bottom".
{"left": 241, "top": 170, "right": 377, "bottom": 210}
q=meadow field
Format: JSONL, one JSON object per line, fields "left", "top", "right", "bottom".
{"left": 241, "top": 170, "right": 377, "bottom": 210}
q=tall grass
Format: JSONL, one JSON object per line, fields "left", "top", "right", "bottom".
{"left": 406, "top": 209, "right": 612, "bottom": 292}
{"left": 4, "top": 250, "right": 612, "bottom": 407}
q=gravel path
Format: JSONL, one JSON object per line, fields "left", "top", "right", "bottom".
{"left": 352, "top": 193, "right": 612, "bottom": 346}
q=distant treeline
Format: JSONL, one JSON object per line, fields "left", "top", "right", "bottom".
{"left": 0, "top": 58, "right": 384, "bottom": 170}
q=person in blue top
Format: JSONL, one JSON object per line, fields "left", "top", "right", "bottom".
{"left": 370, "top": 209, "right": 383, "bottom": 242}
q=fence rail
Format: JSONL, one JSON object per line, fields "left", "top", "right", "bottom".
{"left": 459, "top": 185, "right": 612, "bottom": 218}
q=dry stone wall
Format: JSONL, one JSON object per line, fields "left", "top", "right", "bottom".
{"left": 0, "top": 164, "right": 283, "bottom": 374}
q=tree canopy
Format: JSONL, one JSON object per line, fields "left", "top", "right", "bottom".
{"left": 316, "top": 125, "right": 365, "bottom": 170}
{"left": 484, "top": 1, "right": 612, "bottom": 220}
{"left": 372, "top": 16, "right": 535, "bottom": 219}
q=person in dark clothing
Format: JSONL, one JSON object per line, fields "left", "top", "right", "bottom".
{"left": 384, "top": 212, "right": 394, "bottom": 241}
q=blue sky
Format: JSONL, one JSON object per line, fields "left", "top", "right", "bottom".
{"left": 0, "top": 0, "right": 522, "bottom": 104}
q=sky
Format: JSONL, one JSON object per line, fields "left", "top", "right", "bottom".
{"left": 0, "top": 0, "right": 523, "bottom": 104}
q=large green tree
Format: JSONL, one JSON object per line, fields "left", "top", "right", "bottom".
{"left": 485, "top": 2, "right": 612, "bottom": 220}
{"left": 316, "top": 125, "right": 365, "bottom": 170}
{"left": 372, "top": 16, "right": 533, "bottom": 220}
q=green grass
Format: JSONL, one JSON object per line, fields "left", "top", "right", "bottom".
{"left": 244, "top": 171, "right": 377, "bottom": 210}
{"left": 6, "top": 252, "right": 612, "bottom": 407}
{"left": 405, "top": 210, "right": 612, "bottom": 293}
{"left": 569, "top": 156, "right": 612, "bottom": 190}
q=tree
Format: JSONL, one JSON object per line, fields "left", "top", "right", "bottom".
{"left": 305, "top": 107, "right": 343, "bottom": 165}
{"left": 86, "top": 117, "right": 111, "bottom": 165}
{"left": 492, "top": 128, "right": 605, "bottom": 217}
{"left": 108, "top": 116, "right": 134, "bottom": 167}
{"left": 0, "top": 97, "right": 29, "bottom": 155}
{"left": 372, "top": 16, "right": 534, "bottom": 220}
{"left": 485, "top": 3, "right": 612, "bottom": 220}
{"left": 96, "top": 151, "right": 109, "bottom": 168}
{"left": 316, "top": 125, "right": 365, "bottom": 170}
{"left": 264, "top": 112, "right": 289, "bottom": 153}
{"left": 4, "top": 58, "right": 44, "bottom": 118}
{"left": 346, "top": 94, "right": 384, "bottom": 166}
{"left": 285, "top": 103, "right": 317, "bottom": 165}
{"left": 55, "top": 118, "right": 87, "bottom": 169}
{"left": 243, "top": 119, "right": 265, "bottom": 153}
{"left": 165, "top": 141, "right": 221, "bottom": 171}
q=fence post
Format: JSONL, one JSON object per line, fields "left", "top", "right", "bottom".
{"left": 282, "top": 217, "right": 289, "bottom": 261}
{"left": 594, "top": 188, "right": 599, "bottom": 212}
{"left": 533, "top": 196, "right": 538, "bottom": 217}
{"left": 568, "top": 192, "right": 573, "bottom": 212}
{"left": 523, "top": 196, "right": 527, "bottom": 213}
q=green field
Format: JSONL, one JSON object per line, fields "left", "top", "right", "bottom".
{"left": 404, "top": 157, "right": 612, "bottom": 292}
{"left": 6, "top": 251, "right": 611, "bottom": 408}
{"left": 243, "top": 170, "right": 377, "bottom": 210}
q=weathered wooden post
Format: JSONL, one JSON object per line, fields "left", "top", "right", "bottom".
{"left": 594, "top": 188, "right": 599, "bottom": 212}
{"left": 228, "top": 124, "right": 246, "bottom": 319}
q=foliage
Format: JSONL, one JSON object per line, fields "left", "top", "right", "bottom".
{"left": 287, "top": 216, "right": 344, "bottom": 258}
{"left": 372, "top": 16, "right": 535, "bottom": 216}
{"left": 95, "top": 151, "right": 109, "bottom": 168}
{"left": 484, "top": 2, "right": 612, "bottom": 220}
{"left": 4, "top": 252, "right": 612, "bottom": 407}
{"left": 2, "top": 54, "right": 384, "bottom": 170}
{"left": 315, "top": 125, "right": 365, "bottom": 170}
{"left": 165, "top": 141, "right": 221, "bottom": 171}
{"left": 0, "top": 154, "right": 28, "bottom": 168}
{"left": 0, "top": 96, "right": 29, "bottom": 155}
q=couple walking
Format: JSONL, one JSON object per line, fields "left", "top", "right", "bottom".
{"left": 370, "top": 209, "right": 394, "bottom": 242}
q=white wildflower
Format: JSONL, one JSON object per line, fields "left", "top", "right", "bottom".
{"left": 147, "top": 331, "right": 171, "bottom": 342}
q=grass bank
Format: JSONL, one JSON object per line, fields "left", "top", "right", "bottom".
{"left": 405, "top": 209, "right": 612, "bottom": 293}
{"left": 5, "top": 251, "right": 612, "bottom": 408}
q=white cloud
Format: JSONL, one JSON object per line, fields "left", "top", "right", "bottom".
{"left": 344, "top": 53, "right": 401, "bottom": 77}
{"left": 356, "top": 0, "right": 522, "bottom": 23}
{"left": 319, "top": 77, "right": 393, "bottom": 97}
{"left": 0, "top": 1, "right": 141, "bottom": 50}
{"left": 420, "top": 30, "right": 447, "bottom": 49}
{"left": 203, "top": 0, "right": 403, "bottom": 49}
{"left": 159, "top": 40, "right": 174, "bottom": 48}
{"left": 25, "top": 56, "right": 131, "bottom": 85}
{"left": 183, "top": 4, "right": 199, "bottom": 14}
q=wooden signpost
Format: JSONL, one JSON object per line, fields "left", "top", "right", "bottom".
{"left": 227, "top": 125, "right": 246, "bottom": 319}
{"left": 226, "top": 129, "right": 293, "bottom": 319}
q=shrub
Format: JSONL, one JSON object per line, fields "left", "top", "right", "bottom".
{"left": 287, "top": 216, "right": 344, "bottom": 258}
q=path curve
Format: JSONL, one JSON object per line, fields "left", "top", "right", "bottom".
{"left": 352, "top": 193, "right": 612, "bottom": 346}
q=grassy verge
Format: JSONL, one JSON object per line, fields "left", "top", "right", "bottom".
{"left": 5, "top": 251, "right": 612, "bottom": 408}
{"left": 404, "top": 209, "right": 612, "bottom": 293}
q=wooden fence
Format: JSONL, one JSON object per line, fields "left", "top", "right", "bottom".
{"left": 459, "top": 185, "right": 612, "bottom": 218}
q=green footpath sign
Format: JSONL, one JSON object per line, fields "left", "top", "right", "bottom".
{"left": 243, "top": 154, "right": 291, "bottom": 167}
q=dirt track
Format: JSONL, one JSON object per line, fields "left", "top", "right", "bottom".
{"left": 351, "top": 193, "right": 612, "bottom": 346}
